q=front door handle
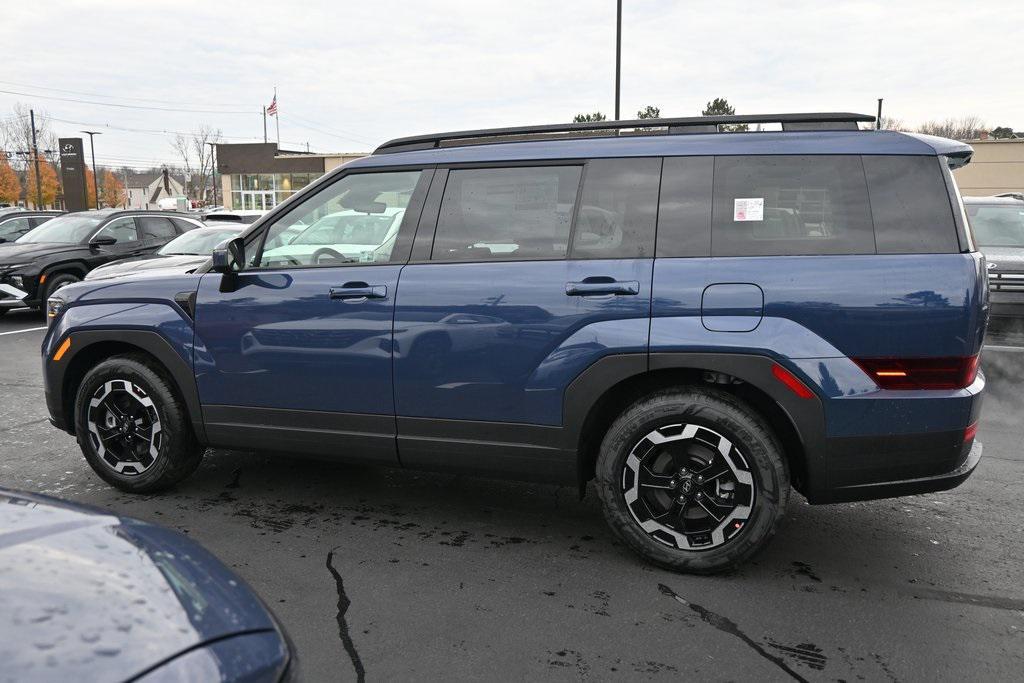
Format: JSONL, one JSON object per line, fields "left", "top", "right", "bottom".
{"left": 329, "top": 283, "right": 388, "bottom": 300}
{"left": 565, "top": 279, "right": 640, "bottom": 297}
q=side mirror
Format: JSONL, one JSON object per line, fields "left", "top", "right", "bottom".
{"left": 89, "top": 235, "right": 118, "bottom": 249}
{"left": 211, "top": 237, "right": 245, "bottom": 273}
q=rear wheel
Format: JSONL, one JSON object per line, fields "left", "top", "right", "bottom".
{"left": 74, "top": 354, "right": 203, "bottom": 493}
{"left": 595, "top": 387, "right": 789, "bottom": 574}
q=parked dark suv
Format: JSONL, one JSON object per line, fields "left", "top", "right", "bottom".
{"left": 0, "top": 208, "right": 63, "bottom": 244}
{"left": 963, "top": 194, "right": 1024, "bottom": 318}
{"left": 41, "top": 113, "right": 987, "bottom": 573}
{"left": 0, "top": 208, "right": 203, "bottom": 315}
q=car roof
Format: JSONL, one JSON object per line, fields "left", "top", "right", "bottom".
{"left": 962, "top": 196, "right": 1024, "bottom": 205}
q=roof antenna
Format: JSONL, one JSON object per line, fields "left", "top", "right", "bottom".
{"left": 876, "top": 98, "right": 883, "bottom": 130}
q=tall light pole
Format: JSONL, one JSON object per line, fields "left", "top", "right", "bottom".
{"left": 614, "top": 0, "right": 622, "bottom": 120}
{"left": 81, "top": 130, "right": 101, "bottom": 209}
{"left": 206, "top": 141, "right": 218, "bottom": 207}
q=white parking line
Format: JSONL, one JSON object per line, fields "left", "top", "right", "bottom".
{"left": 984, "top": 344, "right": 1024, "bottom": 353}
{"left": 0, "top": 326, "right": 46, "bottom": 336}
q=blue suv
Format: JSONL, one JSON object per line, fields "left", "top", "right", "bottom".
{"left": 42, "top": 113, "right": 987, "bottom": 573}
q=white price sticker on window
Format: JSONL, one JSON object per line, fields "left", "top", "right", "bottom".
{"left": 734, "top": 197, "right": 764, "bottom": 222}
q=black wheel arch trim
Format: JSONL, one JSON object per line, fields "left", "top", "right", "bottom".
{"left": 46, "top": 329, "right": 206, "bottom": 442}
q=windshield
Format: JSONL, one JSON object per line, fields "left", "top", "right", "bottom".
{"left": 967, "top": 205, "right": 1024, "bottom": 248}
{"left": 16, "top": 214, "right": 104, "bottom": 243}
{"left": 158, "top": 228, "right": 242, "bottom": 255}
{"left": 291, "top": 213, "right": 397, "bottom": 246}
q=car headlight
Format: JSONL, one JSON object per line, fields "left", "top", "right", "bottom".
{"left": 9, "top": 275, "right": 23, "bottom": 288}
{"left": 46, "top": 295, "right": 66, "bottom": 325}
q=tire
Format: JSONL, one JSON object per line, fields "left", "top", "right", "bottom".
{"left": 0, "top": 307, "right": 7, "bottom": 317}
{"left": 74, "top": 354, "right": 204, "bottom": 493}
{"left": 42, "top": 272, "right": 80, "bottom": 304}
{"left": 595, "top": 386, "right": 789, "bottom": 574}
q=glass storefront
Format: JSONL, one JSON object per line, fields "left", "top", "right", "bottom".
{"left": 228, "top": 172, "right": 318, "bottom": 210}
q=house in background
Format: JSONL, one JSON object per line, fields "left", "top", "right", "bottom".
{"left": 124, "top": 170, "right": 185, "bottom": 209}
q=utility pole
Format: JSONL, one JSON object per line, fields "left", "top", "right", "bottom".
{"left": 206, "top": 141, "right": 218, "bottom": 206}
{"left": 614, "top": 0, "right": 622, "bottom": 120}
{"left": 81, "top": 130, "right": 101, "bottom": 208}
{"left": 876, "top": 98, "right": 883, "bottom": 130}
{"left": 30, "top": 109, "right": 43, "bottom": 208}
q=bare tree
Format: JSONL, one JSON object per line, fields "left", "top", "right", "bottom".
{"left": 0, "top": 103, "right": 58, "bottom": 172}
{"left": 916, "top": 116, "right": 987, "bottom": 140}
{"left": 879, "top": 116, "right": 907, "bottom": 131}
{"left": 170, "top": 125, "right": 222, "bottom": 202}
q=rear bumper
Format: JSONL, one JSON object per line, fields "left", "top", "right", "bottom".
{"left": 817, "top": 438, "right": 982, "bottom": 503}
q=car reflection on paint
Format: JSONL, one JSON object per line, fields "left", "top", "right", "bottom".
{"left": 0, "top": 488, "right": 294, "bottom": 682}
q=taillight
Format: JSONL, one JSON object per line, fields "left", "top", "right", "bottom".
{"left": 854, "top": 355, "right": 980, "bottom": 390}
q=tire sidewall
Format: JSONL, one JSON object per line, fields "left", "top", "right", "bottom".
{"left": 595, "top": 389, "right": 788, "bottom": 574}
{"left": 43, "top": 273, "right": 80, "bottom": 303}
{"left": 74, "top": 357, "right": 191, "bottom": 492}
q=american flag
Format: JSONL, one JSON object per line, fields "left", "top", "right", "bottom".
{"left": 267, "top": 94, "right": 278, "bottom": 117}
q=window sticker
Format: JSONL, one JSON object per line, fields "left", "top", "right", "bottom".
{"left": 734, "top": 197, "right": 764, "bottom": 222}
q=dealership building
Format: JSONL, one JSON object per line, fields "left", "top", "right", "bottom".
{"left": 953, "top": 138, "right": 1024, "bottom": 197}
{"left": 215, "top": 143, "right": 366, "bottom": 211}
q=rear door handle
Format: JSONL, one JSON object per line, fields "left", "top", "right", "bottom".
{"left": 329, "top": 283, "right": 388, "bottom": 300}
{"left": 565, "top": 279, "right": 640, "bottom": 296}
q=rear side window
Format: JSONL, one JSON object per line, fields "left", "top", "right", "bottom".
{"left": 138, "top": 216, "right": 178, "bottom": 240}
{"left": 432, "top": 166, "right": 581, "bottom": 261}
{"left": 863, "top": 156, "right": 959, "bottom": 254}
{"left": 711, "top": 155, "right": 874, "bottom": 256}
{"left": 656, "top": 156, "right": 713, "bottom": 257}
{"left": 171, "top": 218, "right": 199, "bottom": 232}
{"left": 570, "top": 158, "right": 660, "bottom": 258}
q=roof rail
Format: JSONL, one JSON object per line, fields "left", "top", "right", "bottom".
{"left": 374, "top": 112, "right": 876, "bottom": 154}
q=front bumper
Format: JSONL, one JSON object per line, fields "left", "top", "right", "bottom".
{"left": 0, "top": 282, "right": 30, "bottom": 308}
{"left": 988, "top": 290, "right": 1024, "bottom": 318}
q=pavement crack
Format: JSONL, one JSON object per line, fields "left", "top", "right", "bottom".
{"left": 327, "top": 549, "right": 366, "bottom": 683}
{"left": 658, "top": 583, "right": 809, "bottom": 683}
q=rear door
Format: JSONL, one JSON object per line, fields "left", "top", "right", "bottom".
{"left": 393, "top": 159, "right": 659, "bottom": 476}
{"left": 193, "top": 168, "right": 431, "bottom": 464}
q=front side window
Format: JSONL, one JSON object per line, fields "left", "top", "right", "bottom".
{"left": 711, "top": 155, "right": 874, "bottom": 256}
{"left": 95, "top": 217, "right": 139, "bottom": 243}
{"left": 966, "top": 204, "right": 1024, "bottom": 248}
{"left": 431, "top": 166, "right": 581, "bottom": 261}
{"left": 570, "top": 158, "right": 660, "bottom": 259}
{"left": 255, "top": 170, "right": 421, "bottom": 268}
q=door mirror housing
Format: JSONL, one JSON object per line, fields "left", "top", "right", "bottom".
{"left": 89, "top": 235, "right": 118, "bottom": 248}
{"left": 211, "top": 237, "right": 245, "bottom": 273}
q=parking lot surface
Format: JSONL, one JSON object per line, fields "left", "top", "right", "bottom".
{"left": 1, "top": 307, "right": 1022, "bottom": 681}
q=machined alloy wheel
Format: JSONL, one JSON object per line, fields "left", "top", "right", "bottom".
{"left": 86, "top": 379, "right": 163, "bottom": 476}
{"left": 622, "top": 423, "right": 755, "bottom": 551}
{"left": 595, "top": 387, "right": 789, "bottom": 574}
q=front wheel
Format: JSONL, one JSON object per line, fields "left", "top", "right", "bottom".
{"left": 595, "top": 387, "right": 790, "bottom": 574}
{"left": 74, "top": 354, "right": 204, "bottom": 493}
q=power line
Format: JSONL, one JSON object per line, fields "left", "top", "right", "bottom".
{"left": 0, "top": 88, "right": 255, "bottom": 114}
{"left": 48, "top": 116, "right": 309, "bottom": 146}
{"left": 284, "top": 113, "right": 375, "bottom": 146}
{"left": 0, "top": 79, "right": 250, "bottom": 108}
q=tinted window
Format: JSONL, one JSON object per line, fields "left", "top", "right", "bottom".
{"left": 138, "top": 216, "right": 177, "bottom": 240}
{"left": 171, "top": 217, "right": 199, "bottom": 232}
{"left": 711, "top": 155, "right": 874, "bottom": 256}
{"left": 864, "top": 156, "right": 959, "bottom": 254}
{"left": 570, "top": 158, "right": 659, "bottom": 258}
{"left": 432, "top": 166, "right": 581, "bottom": 261}
{"left": 0, "top": 216, "right": 32, "bottom": 239}
{"left": 656, "top": 156, "right": 713, "bottom": 257}
{"left": 95, "top": 217, "right": 139, "bottom": 243}
{"left": 256, "top": 170, "right": 422, "bottom": 268}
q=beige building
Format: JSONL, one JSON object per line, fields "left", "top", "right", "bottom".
{"left": 953, "top": 138, "right": 1024, "bottom": 197}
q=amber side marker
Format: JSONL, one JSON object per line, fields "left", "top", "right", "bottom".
{"left": 39, "top": 273, "right": 47, "bottom": 285}
{"left": 53, "top": 337, "right": 71, "bottom": 361}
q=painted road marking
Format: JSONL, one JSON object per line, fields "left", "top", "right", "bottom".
{"left": 984, "top": 344, "right": 1024, "bottom": 353}
{"left": 0, "top": 326, "right": 46, "bottom": 336}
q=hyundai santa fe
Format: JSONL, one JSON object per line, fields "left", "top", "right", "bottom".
{"left": 41, "top": 112, "right": 987, "bottom": 573}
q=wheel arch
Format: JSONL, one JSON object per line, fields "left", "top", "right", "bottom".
{"left": 565, "top": 353, "right": 827, "bottom": 499}
{"left": 53, "top": 331, "right": 205, "bottom": 443}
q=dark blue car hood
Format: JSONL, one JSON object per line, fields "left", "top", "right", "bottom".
{"left": 0, "top": 489, "right": 278, "bottom": 681}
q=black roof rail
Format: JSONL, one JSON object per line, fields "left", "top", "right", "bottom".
{"left": 374, "top": 112, "right": 876, "bottom": 154}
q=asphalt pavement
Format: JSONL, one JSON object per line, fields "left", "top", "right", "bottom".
{"left": 1, "top": 306, "right": 1021, "bottom": 681}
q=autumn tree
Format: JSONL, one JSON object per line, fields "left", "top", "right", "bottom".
{"left": 26, "top": 160, "right": 59, "bottom": 208}
{"left": 101, "top": 169, "right": 125, "bottom": 208}
{"left": 85, "top": 168, "right": 97, "bottom": 209}
{"left": 0, "top": 155, "right": 20, "bottom": 205}
{"left": 636, "top": 105, "right": 661, "bottom": 119}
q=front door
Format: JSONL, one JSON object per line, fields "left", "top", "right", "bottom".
{"left": 194, "top": 168, "right": 430, "bottom": 464}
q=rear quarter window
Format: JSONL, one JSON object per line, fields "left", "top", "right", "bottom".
{"left": 863, "top": 156, "right": 959, "bottom": 254}
{"left": 710, "top": 155, "right": 875, "bottom": 256}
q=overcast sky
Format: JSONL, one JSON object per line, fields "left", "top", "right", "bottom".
{"left": 2, "top": 0, "right": 1021, "bottom": 168}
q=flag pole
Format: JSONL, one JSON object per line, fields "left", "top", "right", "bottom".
{"left": 274, "top": 87, "right": 280, "bottom": 148}
{"left": 263, "top": 106, "right": 267, "bottom": 143}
